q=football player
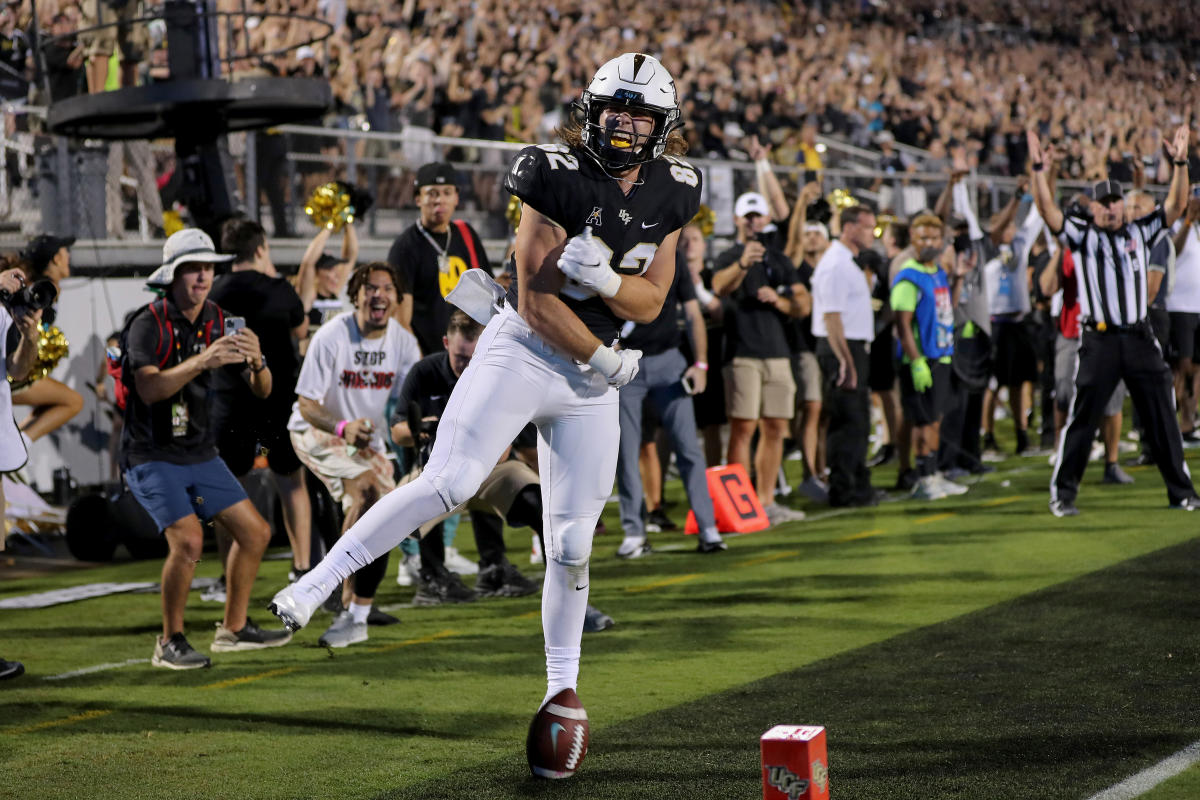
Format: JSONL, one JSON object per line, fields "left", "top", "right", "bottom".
{"left": 270, "top": 52, "right": 700, "bottom": 756}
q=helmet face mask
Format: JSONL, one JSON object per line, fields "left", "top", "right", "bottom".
{"left": 578, "top": 53, "right": 681, "bottom": 172}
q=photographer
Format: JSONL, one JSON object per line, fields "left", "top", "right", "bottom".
{"left": 390, "top": 312, "right": 538, "bottom": 610}
{"left": 122, "top": 229, "right": 292, "bottom": 669}
{"left": 712, "top": 192, "right": 809, "bottom": 525}
{"left": 890, "top": 213, "right": 969, "bottom": 501}
{"left": 0, "top": 263, "right": 44, "bottom": 682}
{"left": 10, "top": 235, "right": 84, "bottom": 444}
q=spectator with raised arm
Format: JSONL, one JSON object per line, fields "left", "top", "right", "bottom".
{"left": 1029, "top": 126, "right": 1199, "bottom": 516}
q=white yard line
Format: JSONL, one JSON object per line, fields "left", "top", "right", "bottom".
{"left": 43, "top": 659, "right": 150, "bottom": 681}
{"left": 1085, "top": 740, "right": 1200, "bottom": 800}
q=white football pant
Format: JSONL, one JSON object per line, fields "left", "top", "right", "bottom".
{"left": 292, "top": 306, "right": 618, "bottom": 695}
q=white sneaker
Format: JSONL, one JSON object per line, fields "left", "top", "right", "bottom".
{"left": 444, "top": 546, "right": 479, "bottom": 576}
{"left": 200, "top": 576, "right": 226, "bottom": 603}
{"left": 764, "top": 504, "right": 806, "bottom": 526}
{"left": 317, "top": 610, "right": 368, "bottom": 648}
{"left": 910, "top": 476, "right": 948, "bottom": 501}
{"left": 934, "top": 473, "right": 968, "bottom": 496}
{"left": 616, "top": 537, "right": 652, "bottom": 559}
{"left": 396, "top": 552, "right": 421, "bottom": 587}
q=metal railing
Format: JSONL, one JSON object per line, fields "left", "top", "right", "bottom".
{"left": 0, "top": 117, "right": 1174, "bottom": 248}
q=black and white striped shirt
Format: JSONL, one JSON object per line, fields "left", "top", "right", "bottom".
{"left": 1059, "top": 209, "right": 1166, "bottom": 327}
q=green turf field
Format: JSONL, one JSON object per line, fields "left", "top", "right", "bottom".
{"left": 2, "top": 443, "right": 1199, "bottom": 800}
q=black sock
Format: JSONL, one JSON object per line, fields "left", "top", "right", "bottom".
{"left": 917, "top": 454, "right": 936, "bottom": 478}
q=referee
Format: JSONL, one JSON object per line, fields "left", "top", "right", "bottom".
{"left": 1027, "top": 128, "right": 1199, "bottom": 515}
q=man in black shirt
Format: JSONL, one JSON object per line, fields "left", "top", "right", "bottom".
{"left": 614, "top": 252, "right": 724, "bottom": 558}
{"left": 387, "top": 162, "right": 492, "bottom": 354}
{"left": 212, "top": 217, "right": 313, "bottom": 581}
{"left": 390, "top": 312, "right": 538, "bottom": 602}
{"left": 712, "top": 193, "right": 810, "bottom": 525}
{"left": 124, "top": 229, "right": 292, "bottom": 669}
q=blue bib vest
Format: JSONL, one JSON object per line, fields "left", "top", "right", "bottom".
{"left": 894, "top": 263, "right": 954, "bottom": 360}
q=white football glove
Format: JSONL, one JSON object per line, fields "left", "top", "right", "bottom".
{"left": 588, "top": 345, "right": 642, "bottom": 388}
{"left": 558, "top": 226, "right": 621, "bottom": 299}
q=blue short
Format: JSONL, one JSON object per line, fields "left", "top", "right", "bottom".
{"left": 124, "top": 457, "right": 248, "bottom": 531}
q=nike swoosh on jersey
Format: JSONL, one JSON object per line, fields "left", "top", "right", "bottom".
{"left": 640, "top": 221, "right": 659, "bottom": 229}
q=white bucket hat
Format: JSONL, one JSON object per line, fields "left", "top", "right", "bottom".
{"left": 146, "top": 228, "right": 233, "bottom": 287}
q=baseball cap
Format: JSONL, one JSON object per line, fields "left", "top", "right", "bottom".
{"left": 415, "top": 162, "right": 459, "bottom": 190}
{"left": 734, "top": 192, "right": 770, "bottom": 219}
{"left": 1092, "top": 179, "right": 1123, "bottom": 202}
{"left": 22, "top": 234, "right": 75, "bottom": 274}
{"left": 146, "top": 228, "right": 233, "bottom": 287}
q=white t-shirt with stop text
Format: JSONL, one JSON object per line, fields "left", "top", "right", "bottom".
{"left": 288, "top": 311, "right": 420, "bottom": 453}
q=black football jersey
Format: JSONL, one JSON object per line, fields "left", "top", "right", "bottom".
{"left": 503, "top": 143, "right": 703, "bottom": 343}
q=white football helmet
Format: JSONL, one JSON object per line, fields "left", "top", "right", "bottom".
{"left": 578, "top": 53, "right": 682, "bottom": 171}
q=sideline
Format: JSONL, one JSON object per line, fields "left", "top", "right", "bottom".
{"left": 1084, "top": 740, "right": 1200, "bottom": 800}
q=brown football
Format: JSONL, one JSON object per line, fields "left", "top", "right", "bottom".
{"left": 526, "top": 688, "right": 589, "bottom": 778}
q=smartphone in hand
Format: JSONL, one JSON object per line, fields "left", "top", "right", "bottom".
{"left": 224, "top": 316, "right": 246, "bottom": 337}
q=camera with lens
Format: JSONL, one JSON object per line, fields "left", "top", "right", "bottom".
{"left": 407, "top": 401, "right": 439, "bottom": 441}
{"left": 0, "top": 279, "right": 57, "bottom": 312}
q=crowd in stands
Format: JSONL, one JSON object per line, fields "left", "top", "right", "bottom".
{"left": 0, "top": 0, "right": 1197, "bottom": 228}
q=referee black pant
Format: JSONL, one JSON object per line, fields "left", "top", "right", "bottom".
{"left": 1051, "top": 327, "right": 1196, "bottom": 506}
{"left": 817, "top": 338, "right": 872, "bottom": 506}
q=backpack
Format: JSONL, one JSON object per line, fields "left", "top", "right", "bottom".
{"left": 107, "top": 298, "right": 225, "bottom": 412}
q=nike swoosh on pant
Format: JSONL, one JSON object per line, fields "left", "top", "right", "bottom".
{"left": 575, "top": 585, "right": 588, "bottom": 591}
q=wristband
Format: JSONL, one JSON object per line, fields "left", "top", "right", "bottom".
{"left": 587, "top": 344, "right": 621, "bottom": 378}
{"left": 694, "top": 283, "right": 715, "bottom": 306}
{"left": 1174, "top": 159, "right": 1188, "bottom": 166}
{"left": 1031, "top": 162, "right": 1045, "bottom": 172}
{"left": 754, "top": 158, "right": 772, "bottom": 178}
{"left": 335, "top": 420, "right": 349, "bottom": 438}
{"left": 694, "top": 361, "right": 709, "bottom": 371}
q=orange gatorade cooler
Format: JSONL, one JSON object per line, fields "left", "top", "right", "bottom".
{"left": 760, "top": 725, "right": 830, "bottom": 800}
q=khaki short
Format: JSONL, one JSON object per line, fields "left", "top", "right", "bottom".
{"left": 290, "top": 428, "right": 396, "bottom": 512}
{"left": 796, "top": 351, "right": 822, "bottom": 405}
{"left": 398, "top": 458, "right": 540, "bottom": 538}
{"left": 78, "top": 0, "right": 145, "bottom": 60}
{"left": 724, "top": 357, "right": 796, "bottom": 420}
